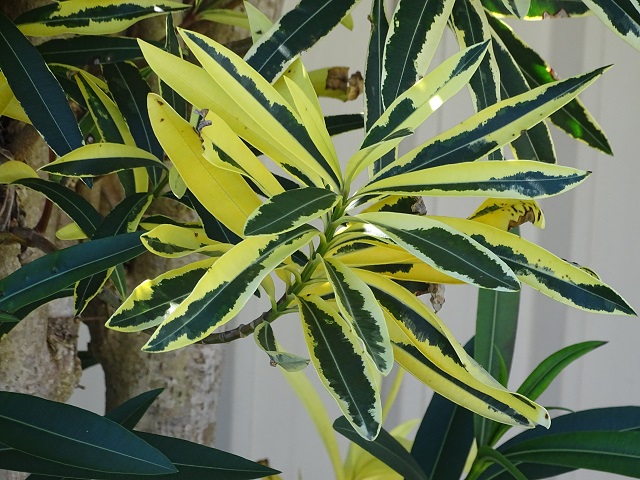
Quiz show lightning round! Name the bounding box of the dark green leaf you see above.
[245,0,360,82]
[0,232,145,315]
[0,11,83,156]
[488,15,612,154]
[14,178,101,237]
[161,13,188,120]
[106,389,164,430]
[481,0,591,17]
[365,0,389,133]
[185,190,242,245]
[103,62,164,184]
[0,391,175,475]
[78,350,99,370]
[334,417,427,480]
[37,36,146,66]
[11,288,74,321]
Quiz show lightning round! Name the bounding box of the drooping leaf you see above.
[469,198,545,232]
[0,232,145,315]
[365,0,389,140]
[15,0,188,36]
[374,66,607,179]
[107,257,218,332]
[354,212,520,291]
[244,187,339,236]
[582,0,640,51]
[147,94,261,237]
[333,417,427,480]
[40,143,164,177]
[37,36,145,66]
[244,0,361,82]
[381,0,456,107]
[0,11,83,157]
[160,13,188,120]
[254,321,310,372]
[322,257,393,375]
[358,160,589,199]
[143,226,317,352]
[433,216,636,315]
[297,295,381,440]
[140,224,226,258]
[0,391,176,475]
[488,15,612,154]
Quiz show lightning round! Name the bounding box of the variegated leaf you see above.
[244,188,339,236]
[15,0,188,36]
[254,321,310,372]
[147,94,261,237]
[107,257,218,332]
[199,111,284,198]
[141,224,226,258]
[346,41,490,181]
[178,29,341,190]
[245,0,361,82]
[244,1,273,43]
[322,257,393,375]
[488,16,612,154]
[40,143,164,177]
[358,160,589,199]
[433,216,636,315]
[297,294,381,440]
[354,212,520,291]
[381,0,456,106]
[374,67,607,180]
[468,198,545,230]
[143,226,317,352]
[582,0,640,51]
[357,270,549,428]
[365,0,389,134]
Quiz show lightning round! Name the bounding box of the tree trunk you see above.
[0,1,284,478]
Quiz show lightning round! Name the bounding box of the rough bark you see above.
[0,1,284,478]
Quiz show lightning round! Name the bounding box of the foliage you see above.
[0,0,638,477]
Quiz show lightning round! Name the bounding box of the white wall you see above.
[69,2,640,479]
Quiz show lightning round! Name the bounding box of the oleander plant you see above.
[0,0,639,478]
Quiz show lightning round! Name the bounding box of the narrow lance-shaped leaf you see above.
[365,0,389,133]
[148,94,261,238]
[105,388,165,430]
[433,216,636,315]
[0,11,83,157]
[488,15,612,154]
[161,13,188,120]
[0,232,145,315]
[244,0,361,82]
[581,0,640,51]
[107,257,217,332]
[140,224,227,259]
[254,321,310,372]
[14,0,188,36]
[354,211,520,291]
[0,391,176,475]
[347,41,490,181]
[297,295,381,440]
[37,35,146,67]
[481,0,591,17]
[381,0,456,107]
[359,159,589,200]
[491,33,556,163]
[244,187,339,236]
[178,29,340,190]
[469,197,545,231]
[333,417,428,480]
[374,66,607,180]
[322,257,393,375]
[103,61,164,184]
[143,226,317,352]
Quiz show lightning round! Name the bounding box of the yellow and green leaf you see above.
[141,224,226,258]
[297,294,381,440]
[358,160,589,199]
[468,198,545,231]
[147,94,261,237]
[143,225,317,352]
[433,216,636,315]
[196,8,250,30]
[346,40,490,181]
[244,187,339,236]
[40,143,164,177]
[254,321,310,372]
[373,66,607,180]
[15,0,188,36]
[322,257,393,375]
[354,212,519,291]
[107,257,218,332]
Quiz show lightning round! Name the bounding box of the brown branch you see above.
[1,226,58,254]
[198,310,271,344]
